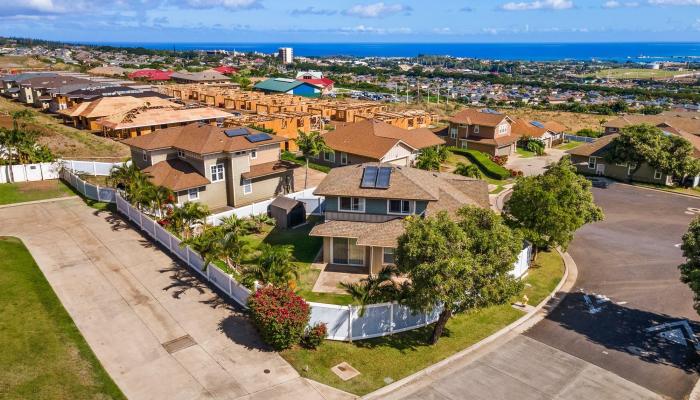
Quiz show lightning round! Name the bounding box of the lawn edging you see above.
[362,248,577,400]
[0,194,79,209]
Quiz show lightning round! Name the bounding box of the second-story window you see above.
[449,127,457,139]
[473,125,480,134]
[339,197,364,212]
[388,199,411,214]
[210,164,224,183]
[142,151,148,162]
[242,179,252,195]
[250,149,257,159]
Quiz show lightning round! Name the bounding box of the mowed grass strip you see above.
[0,180,74,205]
[0,237,125,400]
[281,250,564,396]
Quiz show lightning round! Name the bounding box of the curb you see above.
[617,182,700,200]
[362,249,578,400]
[494,186,513,213]
[0,195,79,209]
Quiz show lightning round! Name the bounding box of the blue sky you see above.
[0,0,699,43]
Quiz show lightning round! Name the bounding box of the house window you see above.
[588,157,596,169]
[242,179,252,195]
[627,163,637,176]
[474,125,480,134]
[388,199,411,215]
[210,163,224,182]
[338,197,364,212]
[498,124,508,135]
[654,170,662,180]
[177,149,185,158]
[323,151,335,163]
[461,140,468,149]
[340,152,348,165]
[250,149,257,159]
[188,188,199,200]
[383,248,395,265]
[449,127,457,139]
[142,151,148,162]
[332,237,365,266]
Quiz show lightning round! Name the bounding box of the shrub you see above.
[301,322,327,349]
[575,128,602,138]
[526,140,545,156]
[509,169,524,177]
[448,148,511,180]
[491,155,509,166]
[247,286,310,350]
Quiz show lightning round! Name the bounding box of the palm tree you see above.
[340,265,400,316]
[249,213,275,233]
[145,184,173,218]
[218,214,252,271]
[295,130,331,189]
[170,202,210,239]
[415,147,442,171]
[181,227,221,270]
[0,110,35,182]
[454,163,481,179]
[243,244,299,288]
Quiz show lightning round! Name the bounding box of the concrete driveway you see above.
[0,199,345,400]
[506,148,566,176]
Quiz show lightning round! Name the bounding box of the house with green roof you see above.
[253,78,321,97]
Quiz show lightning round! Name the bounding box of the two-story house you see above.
[309,163,489,274]
[122,123,299,210]
[316,119,445,168]
[446,108,517,157]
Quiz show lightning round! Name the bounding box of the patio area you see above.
[310,262,369,294]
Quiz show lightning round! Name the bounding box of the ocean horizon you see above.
[82,41,700,62]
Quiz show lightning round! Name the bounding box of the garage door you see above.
[387,157,408,166]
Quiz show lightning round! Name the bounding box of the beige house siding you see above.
[250,144,281,165]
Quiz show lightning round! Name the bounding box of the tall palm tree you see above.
[415,147,442,171]
[0,110,35,182]
[340,265,400,316]
[295,130,331,189]
[144,184,173,218]
[243,244,299,288]
[181,227,221,270]
[218,214,252,271]
[454,163,481,179]
[170,202,210,239]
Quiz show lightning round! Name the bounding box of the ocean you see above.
[87,42,700,62]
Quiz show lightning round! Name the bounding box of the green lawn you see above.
[443,152,513,186]
[0,237,125,400]
[0,180,74,205]
[281,250,564,396]
[516,147,536,158]
[555,141,584,151]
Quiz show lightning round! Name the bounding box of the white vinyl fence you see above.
[61,168,118,203]
[1,159,124,184]
[207,187,325,225]
[563,134,597,143]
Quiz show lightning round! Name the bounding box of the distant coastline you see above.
[80,41,700,62]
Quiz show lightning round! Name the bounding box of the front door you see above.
[596,163,605,176]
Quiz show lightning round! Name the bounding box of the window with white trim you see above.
[497,124,508,135]
[340,152,348,165]
[654,170,662,180]
[210,163,224,182]
[588,157,596,169]
[250,149,257,159]
[383,247,395,265]
[338,197,364,212]
[242,179,252,195]
[449,127,457,139]
[323,151,335,163]
[388,199,411,215]
[188,188,199,200]
[473,125,480,134]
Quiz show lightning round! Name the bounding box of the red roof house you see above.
[128,69,173,81]
[213,65,239,75]
[297,78,334,93]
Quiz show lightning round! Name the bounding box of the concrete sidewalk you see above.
[0,199,350,400]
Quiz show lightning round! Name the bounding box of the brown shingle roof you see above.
[143,159,210,191]
[322,119,444,160]
[566,135,617,157]
[122,123,288,155]
[241,160,298,179]
[309,219,405,248]
[448,108,511,127]
[543,121,569,133]
[511,118,551,139]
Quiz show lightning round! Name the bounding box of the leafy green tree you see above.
[396,207,523,344]
[503,157,603,257]
[679,216,700,315]
[295,130,331,189]
[454,163,481,178]
[526,140,545,156]
[0,110,52,181]
[416,147,442,171]
[244,244,299,288]
[605,124,699,181]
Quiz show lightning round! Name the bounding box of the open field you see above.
[282,250,564,396]
[583,68,684,80]
[0,56,49,70]
[497,108,605,132]
[0,97,129,160]
[0,236,125,400]
[0,180,74,205]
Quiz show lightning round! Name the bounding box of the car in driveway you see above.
[587,176,609,188]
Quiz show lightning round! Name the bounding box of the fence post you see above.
[92,161,97,176]
[389,303,394,334]
[96,185,101,202]
[82,179,87,196]
[348,306,353,342]
[228,276,233,296]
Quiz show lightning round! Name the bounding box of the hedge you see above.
[448,147,511,180]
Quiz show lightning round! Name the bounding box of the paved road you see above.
[0,199,346,400]
[527,183,700,399]
[505,148,566,176]
[386,183,699,400]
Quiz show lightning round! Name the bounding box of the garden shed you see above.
[268,196,306,229]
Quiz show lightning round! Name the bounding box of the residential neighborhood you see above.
[1,5,700,400]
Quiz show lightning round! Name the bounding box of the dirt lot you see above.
[0,56,49,70]
[0,97,129,160]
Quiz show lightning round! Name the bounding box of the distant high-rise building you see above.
[278,47,293,64]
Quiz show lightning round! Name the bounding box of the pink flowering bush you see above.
[248,286,310,350]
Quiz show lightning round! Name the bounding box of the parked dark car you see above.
[587,176,609,188]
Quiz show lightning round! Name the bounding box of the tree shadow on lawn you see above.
[531,292,700,374]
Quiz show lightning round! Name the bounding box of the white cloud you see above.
[648,0,700,5]
[603,1,639,7]
[180,0,262,10]
[289,6,336,16]
[340,24,411,34]
[343,2,411,18]
[500,0,574,11]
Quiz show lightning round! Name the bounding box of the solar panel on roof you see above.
[530,121,545,128]
[375,167,392,189]
[482,108,500,114]
[245,133,272,143]
[224,128,248,137]
[361,166,379,188]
